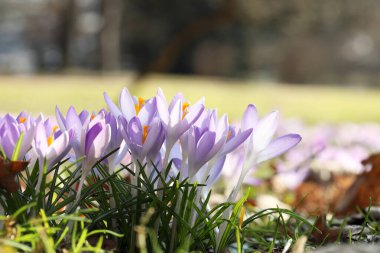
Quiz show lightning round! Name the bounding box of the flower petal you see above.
[85,122,103,155]
[253,110,279,152]
[242,104,258,132]
[257,134,302,164]
[104,92,122,117]
[222,128,252,155]
[156,95,169,129]
[119,88,136,121]
[138,97,157,126]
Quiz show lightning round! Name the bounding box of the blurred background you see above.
[1,0,380,122]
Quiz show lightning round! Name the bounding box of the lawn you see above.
[1,74,380,123]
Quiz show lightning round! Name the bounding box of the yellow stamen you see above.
[239,206,245,229]
[52,126,59,133]
[142,125,149,144]
[135,97,145,114]
[18,117,26,123]
[47,135,54,147]
[182,102,190,119]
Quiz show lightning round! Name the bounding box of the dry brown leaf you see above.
[0,157,29,193]
[334,153,380,215]
[293,174,355,216]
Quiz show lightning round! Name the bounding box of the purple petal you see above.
[127,117,143,146]
[184,103,204,126]
[195,131,216,167]
[119,88,136,121]
[87,124,111,168]
[85,122,103,155]
[169,93,184,112]
[46,129,72,166]
[169,99,181,128]
[35,122,48,157]
[55,106,66,131]
[253,110,279,152]
[146,123,165,160]
[208,155,226,185]
[215,114,228,141]
[142,120,162,155]
[242,104,258,132]
[66,106,82,140]
[79,110,90,124]
[222,129,252,155]
[104,92,122,117]
[257,134,302,163]
[138,97,157,126]
[2,129,18,159]
[156,95,169,129]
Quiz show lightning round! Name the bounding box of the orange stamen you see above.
[52,126,59,133]
[142,125,149,144]
[90,114,95,120]
[135,97,145,114]
[18,117,26,123]
[182,102,190,119]
[47,135,54,147]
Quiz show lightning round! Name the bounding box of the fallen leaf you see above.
[335,153,380,215]
[0,157,29,193]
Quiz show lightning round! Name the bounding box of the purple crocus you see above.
[56,107,111,205]
[104,88,157,125]
[119,116,164,164]
[227,105,301,200]
[33,118,74,193]
[184,110,252,182]
[104,112,129,171]
[156,88,204,167]
[0,113,36,161]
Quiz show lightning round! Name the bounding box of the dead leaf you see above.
[335,153,380,215]
[0,157,29,193]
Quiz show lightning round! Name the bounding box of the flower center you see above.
[135,97,145,114]
[182,102,190,119]
[18,117,26,123]
[90,113,95,120]
[142,125,149,144]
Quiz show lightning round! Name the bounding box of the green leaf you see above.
[11,131,24,161]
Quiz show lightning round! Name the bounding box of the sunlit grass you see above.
[1,74,379,123]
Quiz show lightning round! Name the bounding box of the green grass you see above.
[1,74,380,123]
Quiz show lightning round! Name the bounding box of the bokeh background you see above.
[1,0,380,122]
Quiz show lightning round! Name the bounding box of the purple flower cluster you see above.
[0,88,301,203]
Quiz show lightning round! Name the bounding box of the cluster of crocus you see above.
[270,120,380,192]
[0,87,301,244]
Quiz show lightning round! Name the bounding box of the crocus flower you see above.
[34,118,74,168]
[184,110,252,182]
[74,114,111,205]
[0,113,36,161]
[119,116,164,165]
[156,88,204,167]
[104,112,129,171]
[217,105,301,249]
[33,118,74,193]
[104,88,157,125]
[240,105,302,181]
[56,107,111,205]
